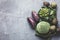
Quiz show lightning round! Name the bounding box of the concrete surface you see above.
[0,0,60,40]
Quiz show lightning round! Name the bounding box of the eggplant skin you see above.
[27,17,36,29]
[32,11,40,22]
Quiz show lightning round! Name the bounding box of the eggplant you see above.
[27,17,36,29]
[32,11,40,22]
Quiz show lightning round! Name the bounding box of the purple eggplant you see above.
[27,17,36,28]
[32,11,40,22]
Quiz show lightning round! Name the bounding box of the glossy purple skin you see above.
[27,17,36,28]
[32,11,40,22]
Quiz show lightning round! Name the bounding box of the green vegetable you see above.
[50,10,55,15]
[51,2,57,8]
[38,6,56,22]
[38,7,50,17]
[50,9,56,15]
[36,21,50,34]
[38,7,51,21]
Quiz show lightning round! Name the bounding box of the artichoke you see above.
[36,21,50,34]
[38,7,50,17]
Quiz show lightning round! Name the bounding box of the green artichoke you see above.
[38,7,50,17]
[36,21,50,34]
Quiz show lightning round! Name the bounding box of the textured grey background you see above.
[0,0,60,40]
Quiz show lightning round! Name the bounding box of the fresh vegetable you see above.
[38,7,50,21]
[38,7,50,17]
[50,9,56,15]
[52,18,57,25]
[38,7,56,17]
[27,1,58,40]
[36,21,50,34]
[43,1,50,7]
[50,25,56,30]
[27,17,36,28]
[38,6,56,23]
[51,2,57,8]
[32,11,40,22]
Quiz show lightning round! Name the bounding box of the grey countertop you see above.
[0,0,60,40]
